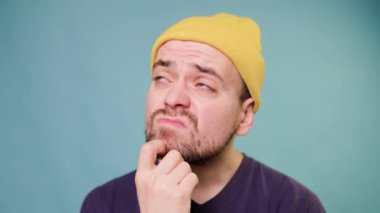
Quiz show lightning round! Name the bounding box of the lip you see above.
[157,117,187,128]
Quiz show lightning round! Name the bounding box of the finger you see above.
[137,140,167,171]
[167,161,192,184]
[179,172,199,194]
[155,150,184,175]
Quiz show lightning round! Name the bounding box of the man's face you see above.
[145,40,247,164]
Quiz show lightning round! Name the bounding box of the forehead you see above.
[155,40,241,81]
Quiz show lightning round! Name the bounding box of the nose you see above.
[164,82,190,109]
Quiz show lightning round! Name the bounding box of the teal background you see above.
[1,0,379,212]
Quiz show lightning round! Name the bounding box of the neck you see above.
[190,142,243,204]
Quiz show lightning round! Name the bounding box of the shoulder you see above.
[246,157,326,212]
[80,171,139,213]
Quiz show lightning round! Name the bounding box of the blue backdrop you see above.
[1,0,379,212]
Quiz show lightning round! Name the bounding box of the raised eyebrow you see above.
[193,64,224,83]
[153,59,171,69]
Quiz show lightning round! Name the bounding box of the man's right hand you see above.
[135,140,199,213]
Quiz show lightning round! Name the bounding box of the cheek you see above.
[145,88,160,118]
[196,104,240,135]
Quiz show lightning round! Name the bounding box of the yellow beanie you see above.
[150,13,265,113]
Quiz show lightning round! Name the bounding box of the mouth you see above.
[157,117,187,129]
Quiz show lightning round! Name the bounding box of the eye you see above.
[153,75,169,83]
[195,82,215,92]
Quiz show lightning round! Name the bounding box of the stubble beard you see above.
[145,107,236,165]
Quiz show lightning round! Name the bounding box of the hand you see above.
[135,140,198,213]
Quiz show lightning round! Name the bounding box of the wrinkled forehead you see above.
[154,40,242,81]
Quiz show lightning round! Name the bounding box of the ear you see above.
[235,98,255,136]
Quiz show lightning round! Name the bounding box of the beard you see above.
[145,107,236,165]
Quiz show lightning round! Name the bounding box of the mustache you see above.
[150,107,198,131]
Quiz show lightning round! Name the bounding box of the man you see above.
[81,13,325,212]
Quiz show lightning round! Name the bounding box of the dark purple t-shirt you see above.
[81,155,325,212]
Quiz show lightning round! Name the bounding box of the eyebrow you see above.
[193,64,224,83]
[153,59,171,69]
[152,59,224,83]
